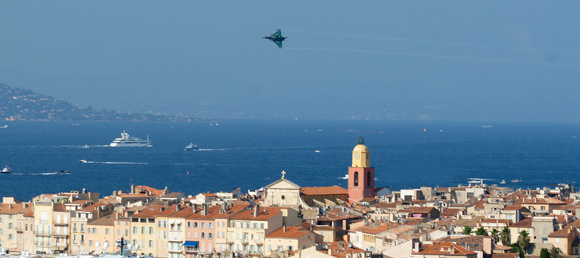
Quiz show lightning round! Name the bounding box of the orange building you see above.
[348,137,375,202]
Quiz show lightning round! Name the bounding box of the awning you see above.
[183,241,199,247]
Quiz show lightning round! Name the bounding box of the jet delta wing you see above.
[263,29,287,48]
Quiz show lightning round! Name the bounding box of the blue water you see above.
[0,120,579,201]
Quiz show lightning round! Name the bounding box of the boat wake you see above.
[80,160,148,165]
[195,148,230,151]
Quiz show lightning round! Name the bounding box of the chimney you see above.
[253,204,260,217]
[131,184,135,194]
[193,204,198,213]
[8,204,12,210]
[115,213,119,219]
[22,203,27,209]
[283,225,286,232]
[310,225,314,232]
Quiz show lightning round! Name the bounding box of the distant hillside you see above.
[0,83,203,121]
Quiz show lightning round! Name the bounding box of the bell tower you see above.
[348,137,375,202]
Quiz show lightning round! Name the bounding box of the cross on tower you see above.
[281,170,286,179]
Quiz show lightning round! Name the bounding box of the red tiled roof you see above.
[231,207,282,221]
[413,242,477,255]
[300,186,348,196]
[267,226,311,239]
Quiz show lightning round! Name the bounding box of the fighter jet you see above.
[263,29,287,48]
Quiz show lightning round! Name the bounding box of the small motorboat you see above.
[1,165,12,173]
[79,159,88,163]
[185,143,199,151]
[500,180,506,184]
[55,169,70,175]
[511,179,522,183]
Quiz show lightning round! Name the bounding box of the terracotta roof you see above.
[413,242,477,255]
[231,206,282,221]
[318,208,360,222]
[88,214,116,226]
[301,186,348,196]
[352,223,395,235]
[436,235,485,251]
[371,201,399,209]
[510,217,532,228]
[521,197,565,205]
[318,242,366,258]
[80,203,109,212]
[133,185,165,196]
[0,203,33,214]
[548,226,573,238]
[409,206,438,214]
[132,205,178,218]
[266,226,311,239]
[491,253,519,258]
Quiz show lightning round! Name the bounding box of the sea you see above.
[1,119,580,202]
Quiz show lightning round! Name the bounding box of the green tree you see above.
[540,248,550,258]
[509,243,525,258]
[500,226,511,245]
[491,228,500,243]
[475,227,488,236]
[517,230,531,253]
[550,247,562,258]
[463,226,472,235]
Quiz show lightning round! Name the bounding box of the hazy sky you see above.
[1,1,580,121]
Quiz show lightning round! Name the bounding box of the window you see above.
[253,223,257,228]
[208,233,212,239]
[105,228,110,235]
[201,233,205,239]
[8,234,13,240]
[141,227,145,234]
[149,227,154,234]
[89,240,93,246]
[117,229,121,236]
[187,222,191,227]
[354,172,359,186]
[149,240,154,248]
[367,171,371,187]
[209,223,213,229]
[201,222,205,228]
[194,222,198,228]
[125,229,128,236]
[8,223,13,229]
[133,227,138,234]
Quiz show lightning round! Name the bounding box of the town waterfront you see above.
[0,119,580,201]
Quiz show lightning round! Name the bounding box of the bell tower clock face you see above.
[355,153,360,159]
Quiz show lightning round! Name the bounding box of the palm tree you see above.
[491,228,500,243]
[500,226,511,245]
[475,227,488,236]
[517,230,531,253]
[463,226,472,235]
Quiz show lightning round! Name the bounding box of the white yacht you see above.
[110,131,152,147]
[1,165,11,174]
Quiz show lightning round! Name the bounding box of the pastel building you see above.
[0,201,33,252]
[227,206,283,256]
[264,226,319,256]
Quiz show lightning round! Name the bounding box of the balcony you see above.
[53,221,68,226]
[15,227,24,232]
[51,242,68,249]
[34,230,52,236]
[53,231,69,236]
